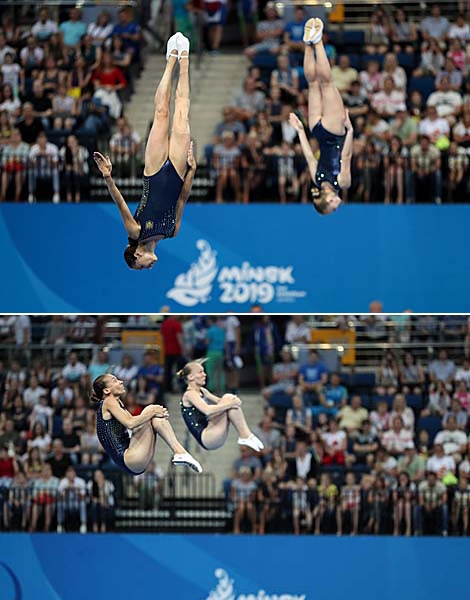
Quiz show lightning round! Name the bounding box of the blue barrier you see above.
[0,533,468,600]
[0,204,469,312]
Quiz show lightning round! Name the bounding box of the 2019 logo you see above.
[167,240,307,307]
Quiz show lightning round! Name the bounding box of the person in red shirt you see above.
[161,315,184,394]
[0,444,19,479]
[91,50,126,119]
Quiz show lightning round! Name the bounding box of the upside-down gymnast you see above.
[93,32,196,269]
[177,360,264,452]
[91,373,202,474]
[290,17,353,215]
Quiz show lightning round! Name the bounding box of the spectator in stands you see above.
[88,468,115,532]
[110,35,133,75]
[422,380,451,417]
[443,397,468,430]
[161,316,184,395]
[253,316,281,388]
[344,80,369,123]
[420,5,449,42]
[375,352,399,396]
[59,7,87,50]
[364,9,390,55]
[398,443,426,483]
[426,442,456,479]
[59,134,89,203]
[321,418,346,466]
[287,439,317,479]
[372,76,406,120]
[0,109,13,144]
[297,349,328,404]
[331,55,358,96]
[137,350,164,399]
[213,131,241,203]
[52,82,78,125]
[262,347,298,401]
[112,7,143,66]
[391,8,418,54]
[381,54,407,92]
[455,357,470,385]
[413,39,445,78]
[383,136,406,204]
[245,2,283,61]
[25,81,52,128]
[29,463,58,532]
[57,465,87,533]
[270,54,299,102]
[1,128,29,202]
[16,103,44,145]
[427,76,462,124]
[28,130,60,203]
[20,34,44,74]
[113,354,138,388]
[91,51,126,120]
[32,8,59,43]
[338,395,369,439]
[27,421,51,460]
[429,349,456,386]
[109,116,141,176]
[88,11,114,47]
[4,471,28,531]
[452,476,470,535]
[351,419,379,468]
[285,393,312,439]
[0,442,18,482]
[447,141,469,200]
[410,134,442,203]
[232,445,262,480]
[213,107,246,145]
[273,140,298,203]
[382,416,414,457]
[0,418,20,454]
[434,416,467,462]
[51,377,74,415]
[24,374,47,410]
[390,393,415,431]
[62,351,87,384]
[447,38,466,72]
[231,466,257,533]
[316,372,348,418]
[436,57,463,92]
[1,58,22,104]
[284,316,310,345]
[253,414,281,462]
[232,76,266,123]
[205,317,226,394]
[0,32,15,66]
[448,13,469,41]
[283,5,307,66]
[67,54,92,99]
[399,351,425,394]
[359,60,382,98]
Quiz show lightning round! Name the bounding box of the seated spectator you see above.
[46,33,68,69]
[408,89,425,119]
[380,53,407,92]
[398,443,426,483]
[287,439,317,479]
[270,54,298,102]
[27,421,51,460]
[67,55,92,99]
[297,350,328,404]
[244,2,284,61]
[285,393,312,438]
[410,135,442,204]
[91,51,126,120]
[28,131,60,203]
[0,443,19,483]
[390,393,415,431]
[110,35,133,74]
[31,8,58,42]
[29,395,53,436]
[232,77,266,123]
[370,400,391,436]
[434,416,467,462]
[62,351,87,384]
[413,39,445,78]
[79,34,102,71]
[427,76,462,123]
[429,349,456,386]
[359,60,382,99]
[443,397,468,431]
[59,7,87,50]
[391,8,418,54]
[52,83,78,122]
[382,416,414,457]
[136,350,164,399]
[39,56,65,98]
[30,463,59,532]
[321,418,347,465]
[364,9,390,55]
[338,395,369,438]
[375,351,399,395]
[455,357,470,386]
[253,415,281,462]
[351,419,379,467]
[417,471,448,536]
[283,5,307,66]
[420,4,449,42]
[284,316,310,345]
[447,38,466,71]
[344,80,369,123]
[371,76,406,120]
[88,469,115,532]
[272,140,298,203]
[213,131,241,203]
[0,32,15,65]
[109,116,141,177]
[25,81,53,128]
[80,423,102,465]
[426,442,456,480]
[422,380,451,417]
[331,55,358,96]
[112,7,143,66]
[453,378,470,412]
[57,419,81,464]
[0,418,20,454]
[57,465,87,533]
[262,348,298,401]
[436,57,463,92]
[232,445,262,480]
[113,354,138,387]
[452,476,470,535]
[447,13,469,41]
[316,372,348,417]
[1,57,22,104]
[4,471,29,531]
[399,351,425,394]
[59,134,89,203]
[20,35,44,74]
[88,11,114,48]
[0,109,13,144]
[231,466,258,534]
[337,472,361,535]
[16,102,44,145]
[0,128,29,202]
[213,107,246,146]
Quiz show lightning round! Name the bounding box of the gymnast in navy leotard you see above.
[91,373,202,474]
[290,17,354,215]
[93,32,196,269]
[177,360,264,452]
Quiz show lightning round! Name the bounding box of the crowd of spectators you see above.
[207,4,469,203]
[0,6,144,202]
[2,314,470,535]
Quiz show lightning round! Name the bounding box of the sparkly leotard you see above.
[180,392,209,450]
[310,121,346,192]
[131,159,184,244]
[96,399,143,475]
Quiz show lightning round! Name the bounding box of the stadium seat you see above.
[360,394,373,410]
[397,53,417,72]
[52,415,63,437]
[269,391,292,409]
[361,54,385,69]
[253,52,278,69]
[347,53,361,70]
[416,416,442,443]
[343,30,365,46]
[409,76,435,102]
[406,393,424,410]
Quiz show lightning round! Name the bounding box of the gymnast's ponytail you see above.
[177,358,207,382]
[90,374,108,403]
[124,239,138,269]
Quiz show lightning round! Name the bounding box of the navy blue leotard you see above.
[310,121,346,192]
[132,159,184,243]
[181,393,210,450]
[96,399,143,475]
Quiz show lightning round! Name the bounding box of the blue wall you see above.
[0,204,469,312]
[0,534,468,600]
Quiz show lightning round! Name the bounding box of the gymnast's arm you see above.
[172,141,197,237]
[93,151,140,239]
[338,111,353,190]
[289,112,317,181]
[184,389,240,417]
[103,399,167,430]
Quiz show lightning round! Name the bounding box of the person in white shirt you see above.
[285,315,310,344]
[447,14,470,41]
[57,466,87,533]
[455,358,470,386]
[87,11,114,47]
[426,442,456,478]
[382,416,413,456]
[31,8,59,41]
[62,351,87,383]
[372,77,407,119]
[426,76,463,121]
[434,416,468,461]
[224,315,241,393]
[23,375,47,409]
[113,354,139,387]
[14,315,30,347]
[28,132,60,203]
[0,32,15,65]
[418,106,450,143]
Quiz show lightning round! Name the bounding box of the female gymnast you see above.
[177,360,264,452]
[91,373,202,474]
[93,32,195,269]
[289,18,353,215]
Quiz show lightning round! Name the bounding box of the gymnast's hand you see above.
[93,151,113,178]
[143,404,169,419]
[288,112,304,133]
[344,109,353,131]
[187,141,197,170]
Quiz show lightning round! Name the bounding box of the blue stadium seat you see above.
[351,464,371,476]
[409,76,435,102]
[360,394,373,410]
[371,394,394,408]
[361,54,385,69]
[347,53,361,70]
[397,53,417,72]
[353,372,376,390]
[406,393,424,410]
[52,415,63,437]
[343,30,365,46]
[417,416,442,443]
[252,52,278,69]
[339,372,352,387]
[269,391,292,409]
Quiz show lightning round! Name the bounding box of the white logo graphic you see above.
[204,568,306,600]
[167,240,307,307]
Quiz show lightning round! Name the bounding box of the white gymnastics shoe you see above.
[238,434,264,452]
[172,452,203,473]
[166,32,180,60]
[176,32,190,60]
[303,17,324,45]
